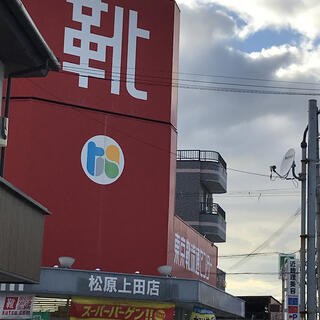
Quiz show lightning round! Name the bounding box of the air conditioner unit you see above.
[0,117,8,147]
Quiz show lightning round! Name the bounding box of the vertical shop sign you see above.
[286,259,299,320]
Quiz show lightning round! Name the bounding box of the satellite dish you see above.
[279,148,295,177]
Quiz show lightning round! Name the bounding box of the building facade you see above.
[0,0,59,283]
[176,150,227,243]
[0,0,244,319]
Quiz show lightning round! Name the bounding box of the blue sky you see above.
[234,28,302,53]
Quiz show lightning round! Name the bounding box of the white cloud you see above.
[176,0,316,299]
[177,0,320,40]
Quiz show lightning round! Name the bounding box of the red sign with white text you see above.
[0,295,34,319]
[168,216,218,286]
[17,0,179,125]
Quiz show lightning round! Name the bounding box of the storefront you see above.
[0,268,244,320]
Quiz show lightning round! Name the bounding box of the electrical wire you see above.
[228,207,301,270]
[60,67,320,92]
[55,66,320,96]
[227,167,270,177]
[61,62,320,87]
[218,250,299,258]
[176,187,300,198]
[175,71,320,87]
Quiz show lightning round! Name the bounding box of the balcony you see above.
[199,202,226,243]
[0,178,50,283]
[176,150,227,193]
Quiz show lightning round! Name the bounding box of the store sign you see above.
[63,0,150,101]
[286,259,299,320]
[0,295,34,319]
[279,254,295,278]
[70,297,174,320]
[174,233,213,281]
[88,275,161,297]
[190,307,216,320]
[19,0,179,122]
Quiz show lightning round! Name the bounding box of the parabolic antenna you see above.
[279,148,295,177]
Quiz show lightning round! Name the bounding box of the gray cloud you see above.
[176,1,310,297]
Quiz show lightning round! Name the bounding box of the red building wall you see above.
[5,0,217,286]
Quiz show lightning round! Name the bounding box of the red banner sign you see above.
[70,297,174,320]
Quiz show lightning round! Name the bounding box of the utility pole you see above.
[300,129,307,320]
[282,263,285,320]
[307,99,318,320]
[316,103,320,317]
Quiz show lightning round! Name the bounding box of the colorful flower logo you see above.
[81,135,124,184]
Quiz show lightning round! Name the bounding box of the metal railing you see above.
[176,150,226,169]
[200,202,226,220]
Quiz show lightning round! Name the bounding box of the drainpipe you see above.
[0,75,11,177]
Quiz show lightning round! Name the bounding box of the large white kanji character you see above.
[204,254,212,280]
[63,1,150,101]
[185,239,191,271]
[104,277,118,293]
[88,275,103,291]
[147,280,160,296]
[199,249,205,279]
[118,277,132,293]
[190,244,196,272]
[195,247,200,276]
[63,0,123,91]
[133,279,145,295]
[126,10,150,100]
[180,236,186,267]
[174,233,180,265]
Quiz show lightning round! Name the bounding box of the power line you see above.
[229,207,301,270]
[176,188,300,198]
[225,272,297,275]
[227,167,269,177]
[61,62,320,87]
[216,194,299,198]
[62,66,320,92]
[175,71,320,87]
[219,250,299,258]
[57,67,320,96]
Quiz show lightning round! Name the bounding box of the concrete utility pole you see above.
[307,99,318,320]
[316,106,320,316]
[300,129,307,320]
